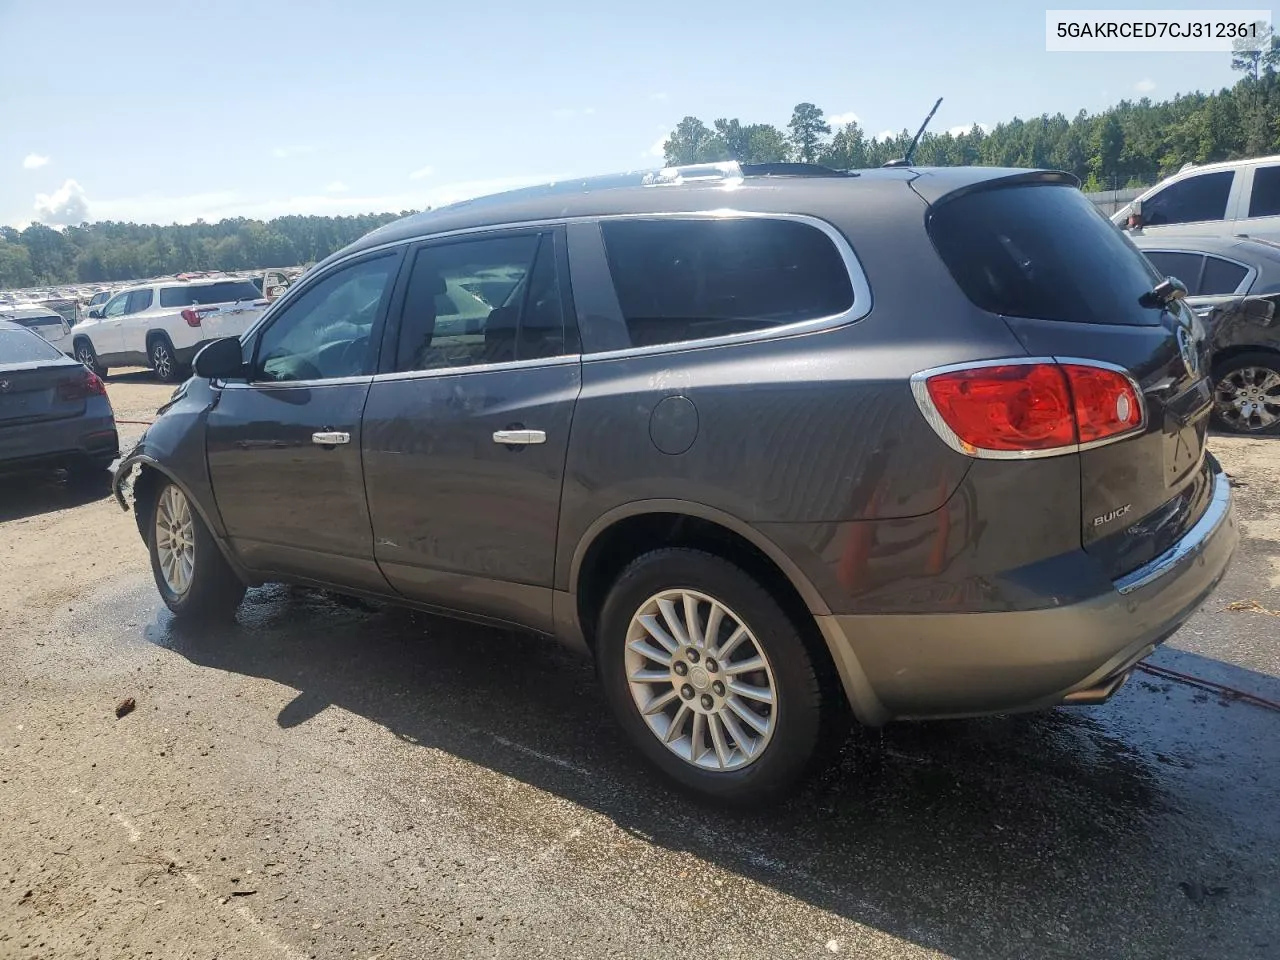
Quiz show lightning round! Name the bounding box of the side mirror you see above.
[88,308,103,319]
[1126,200,1144,230]
[193,336,246,380]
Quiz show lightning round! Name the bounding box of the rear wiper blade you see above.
[1139,276,1188,309]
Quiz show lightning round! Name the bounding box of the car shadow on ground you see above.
[142,585,1280,959]
[0,469,114,523]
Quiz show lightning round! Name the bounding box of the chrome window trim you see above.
[1140,247,1257,296]
[909,356,1148,461]
[239,209,873,367]
[371,353,581,384]
[220,375,374,391]
[1114,467,1232,595]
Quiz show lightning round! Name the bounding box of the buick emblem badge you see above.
[1177,326,1199,378]
[0,380,9,393]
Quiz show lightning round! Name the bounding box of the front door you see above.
[362,229,580,632]
[92,292,129,359]
[205,249,404,592]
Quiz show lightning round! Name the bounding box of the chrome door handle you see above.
[492,429,546,445]
[312,431,351,445]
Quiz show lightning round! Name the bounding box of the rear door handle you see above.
[492,429,546,445]
[312,431,351,446]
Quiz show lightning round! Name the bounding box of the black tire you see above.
[596,547,832,807]
[146,480,246,619]
[149,335,182,383]
[1211,351,1280,435]
[73,339,108,378]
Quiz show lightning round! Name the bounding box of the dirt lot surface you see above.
[2,372,1278,959]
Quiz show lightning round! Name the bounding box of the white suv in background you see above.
[73,277,267,381]
[1114,154,1280,243]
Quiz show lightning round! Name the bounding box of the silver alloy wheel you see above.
[624,589,779,771]
[1215,366,1280,432]
[155,484,196,596]
[76,344,95,370]
[153,342,172,380]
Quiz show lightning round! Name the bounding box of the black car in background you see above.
[1132,234,1280,433]
[113,165,1236,804]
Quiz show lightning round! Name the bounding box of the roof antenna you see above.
[882,97,943,168]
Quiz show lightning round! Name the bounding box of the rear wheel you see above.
[149,335,181,383]
[74,339,107,378]
[148,481,246,618]
[596,548,829,807]
[1212,352,1280,435]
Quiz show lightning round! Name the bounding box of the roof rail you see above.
[643,162,743,185]
[739,162,857,178]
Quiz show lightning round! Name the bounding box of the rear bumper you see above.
[0,413,119,473]
[817,462,1237,725]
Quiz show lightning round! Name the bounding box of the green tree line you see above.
[0,212,409,289]
[5,34,1280,290]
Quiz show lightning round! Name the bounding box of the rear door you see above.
[1235,163,1280,241]
[928,182,1214,580]
[361,228,580,632]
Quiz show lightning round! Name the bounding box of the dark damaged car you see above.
[113,163,1237,805]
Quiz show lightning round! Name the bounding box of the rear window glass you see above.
[159,281,262,308]
[1249,166,1280,218]
[0,327,62,362]
[1143,252,1204,290]
[1200,256,1250,295]
[13,313,64,329]
[928,184,1162,326]
[600,218,853,348]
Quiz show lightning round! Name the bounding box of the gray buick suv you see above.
[113,162,1237,805]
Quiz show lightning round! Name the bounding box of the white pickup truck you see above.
[72,278,268,382]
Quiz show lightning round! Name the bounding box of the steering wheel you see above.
[337,336,370,376]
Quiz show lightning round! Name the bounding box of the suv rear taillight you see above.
[911,358,1143,458]
[56,371,107,401]
[181,308,202,327]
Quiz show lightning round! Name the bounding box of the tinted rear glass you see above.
[0,328,62,362]
[159,281,261,308]
[928,184,1162,326]
[1249,166,1280,218]
[600,218,853,348]
[1200,256,1250,295]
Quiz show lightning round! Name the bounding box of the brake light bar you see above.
[910,357,1145,459]
[181,306,218,327]
[56,370,107,401]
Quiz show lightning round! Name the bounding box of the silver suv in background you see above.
[1115,154,1280,243]
[75,278,267,381]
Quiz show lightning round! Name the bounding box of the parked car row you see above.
[111,163,1237,805]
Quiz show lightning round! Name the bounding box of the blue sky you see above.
[1,0,1242,227]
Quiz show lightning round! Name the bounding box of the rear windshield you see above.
[928,183,1162,326]
[159,281,262,308]
[0,327,62,363]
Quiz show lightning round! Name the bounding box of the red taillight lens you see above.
[57,371,106,401]
[921,363,1076,452]
[915,360,1143,456]
[1060,363,1142,445]
[181,308,202,327]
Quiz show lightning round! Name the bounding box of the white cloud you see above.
[874,129,897,142]
[34,179,90,225]
[69,173,564,226]
[828,111,860,127]
[645,135,667,159]
[324,181,349,193]
[270,144,316,159]
[947,122,991,137]
[408,165,435,180]
[23,153,49,170]
[1136,78,1157,93]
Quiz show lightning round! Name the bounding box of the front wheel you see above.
[74,340,107,378]
[596,548,832,807]
[1212,352,1280,435]
[147,481,246,618]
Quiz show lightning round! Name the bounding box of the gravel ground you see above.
[1,371,1278,960]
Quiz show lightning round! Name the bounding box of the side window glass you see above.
[1248,166,1280,218]
[103,294,129,318]
[1142,172,1234,226]
[253,254,398,382]
[126,289,153,313]
[1200,256,1250,295]
[394,233,570,372]
[1143,251,1205,293]
[599,218,853,349]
